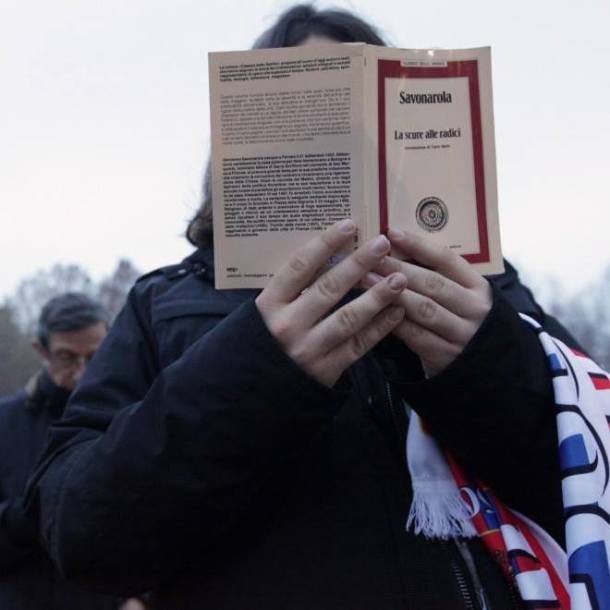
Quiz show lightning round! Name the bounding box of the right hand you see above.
[255,219,408,387]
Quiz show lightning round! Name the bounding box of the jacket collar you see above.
[181,248,260,302]
[182,247,215,281]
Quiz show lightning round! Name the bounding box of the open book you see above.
[209,43,503,289]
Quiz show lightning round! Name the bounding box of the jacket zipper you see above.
[455,540,491,610]
[449,550,477,610]
[383,380,491,610]
[384,380,405,448]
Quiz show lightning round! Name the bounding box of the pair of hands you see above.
[255,219,492,387]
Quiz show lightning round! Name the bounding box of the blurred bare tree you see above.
[0,303,38,395]
[8,260,141,334]
[97,259,141,321]
[9,264,94,334]
[4,258,608,398]
[530,267,610,370]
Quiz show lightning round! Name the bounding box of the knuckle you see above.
[350,250,370,272]
[271,317,295,344]
[386,307,405,326]
[255,293,271,312]
[478,284,493,307]
[337,305,359,333]
[417,297,437,321]
[290,342,314,366]
[316,272,341,299]
[424,272,445,295]
[466,286,492,319]
[289,254,309,273]
[304,358,334,386]
[308,362,329,385]
[375,314,397,339]
[471,300,490,321]
[349,333,368,359]
[448,343,462,359]
[365,324,384,346]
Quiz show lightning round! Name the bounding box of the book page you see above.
[364,46,503,275]
[209,44,366,289]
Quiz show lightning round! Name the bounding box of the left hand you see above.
[363,228,493,376]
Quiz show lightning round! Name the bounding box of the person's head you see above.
[186,4,386,249]
[32,293,110,391]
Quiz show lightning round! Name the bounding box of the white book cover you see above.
[209,43,502,289]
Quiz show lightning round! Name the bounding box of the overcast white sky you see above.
[1,0,609,301]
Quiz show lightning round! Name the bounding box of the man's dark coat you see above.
[0,372,117,609]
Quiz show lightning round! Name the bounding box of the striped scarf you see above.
[406,315,610,609]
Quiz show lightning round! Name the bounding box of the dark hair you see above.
[37,292,109,349]
[186,3,387,248]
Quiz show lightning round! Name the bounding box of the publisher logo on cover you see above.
[416,197,448,232]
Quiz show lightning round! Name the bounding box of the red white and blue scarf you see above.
[406,315,610,609]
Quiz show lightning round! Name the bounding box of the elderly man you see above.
[0,293,115,609]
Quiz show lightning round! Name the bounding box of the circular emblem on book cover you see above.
[415,197,448,232]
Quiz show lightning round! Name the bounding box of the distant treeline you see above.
[1,260,609,398]
[0,259,140,396]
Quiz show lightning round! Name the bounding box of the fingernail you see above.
[371,235,390,254]
[387,273,407,291]
[388,307,405,322]
[338,219,355,233]
[388,228,406,240]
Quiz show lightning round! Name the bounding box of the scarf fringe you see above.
[406,484,477,539]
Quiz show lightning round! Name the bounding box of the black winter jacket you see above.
[26,249,576,610]
[0,371,117,610]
